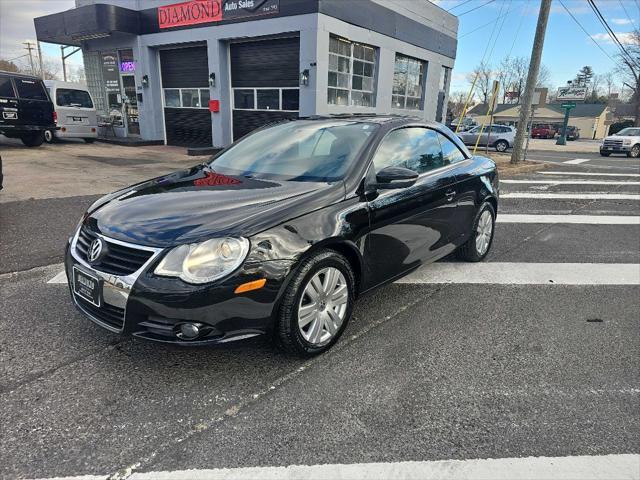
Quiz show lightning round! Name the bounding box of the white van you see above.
[44,80,98,143]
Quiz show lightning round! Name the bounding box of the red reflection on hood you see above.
[194,171,242,187]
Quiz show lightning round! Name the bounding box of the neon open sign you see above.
[120,61,136,72]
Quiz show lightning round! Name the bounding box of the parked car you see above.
[457,124,515,152]
[0,71,55,147]
[564,125,580,141]
[65,115,499,355]
[43,80,98,143]
[531,124,557,139]
[600,127,640,158]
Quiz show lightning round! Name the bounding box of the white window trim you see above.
[328,36,377,108]
[231,87,300,112]
[162,87,210,109]
[392,54,426,111]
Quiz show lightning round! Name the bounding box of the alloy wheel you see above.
[297,267,348,346]
[475,209,493,256]
[631,145,640,158]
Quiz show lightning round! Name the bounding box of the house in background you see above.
[467,103,611,139]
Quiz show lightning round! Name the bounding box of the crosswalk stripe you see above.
[32,454,639,480]
[396,262,640,285]
[563,158,591,164]
[501,179,640,185]
[501,193,640,200]
[540,171,640,177]
[497,214,640,224]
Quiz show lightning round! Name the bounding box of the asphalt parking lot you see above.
[1,138,639,479]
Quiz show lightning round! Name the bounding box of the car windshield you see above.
[615,128,640,136]
[209,120,378,182]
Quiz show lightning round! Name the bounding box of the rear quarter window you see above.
[0,76,15,98]
[56,88,94,108]
[15,78,49,100]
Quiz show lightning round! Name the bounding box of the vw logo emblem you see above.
[87,238,104,263]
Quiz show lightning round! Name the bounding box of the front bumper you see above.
[65,230,294,345]
[600,145,631,153]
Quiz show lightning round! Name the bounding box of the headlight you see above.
[154,237,249,284]
[623,139,632,145]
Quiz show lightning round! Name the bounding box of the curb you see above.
[498,162,549,177]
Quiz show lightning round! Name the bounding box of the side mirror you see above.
[375,166,418,189]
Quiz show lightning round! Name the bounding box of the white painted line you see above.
[497,214,640,225]
[564,158,591,165]
[501,193,640,200]
[501,179,640,185]
[540,170,640,177]
[47,271,68,284]
[30,454,640,480]
[396,262,640,285]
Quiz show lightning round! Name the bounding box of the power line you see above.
[486,0,513,60]
[459,9,510,38]
[618,0,635,25]
[507,2,528,58]
[587,0,640,69]
[446,0,475,12]
[457,0,496,17]
[557,0,616,63]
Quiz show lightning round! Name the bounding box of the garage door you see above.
[160,45,212,147]
[230,36,300,141]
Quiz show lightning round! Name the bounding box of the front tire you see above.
[600,151,611,157]
[20,131,45,147]
[627,145,640,158]
[276,250,355,356]
[457,202,496,262]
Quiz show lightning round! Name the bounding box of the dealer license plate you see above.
[73,267,101,307]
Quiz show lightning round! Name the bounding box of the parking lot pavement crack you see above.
[103,286,448,480]
[0,340,130,395]
[491,224,555,262]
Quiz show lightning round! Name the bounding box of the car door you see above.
[13,77,53,128]
[0,75,20,130]
[363,127,461,288]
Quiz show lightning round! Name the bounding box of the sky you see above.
[0,0,637,94]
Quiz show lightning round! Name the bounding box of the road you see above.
[0,151,638,479]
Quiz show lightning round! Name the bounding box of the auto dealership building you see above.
[35,0,458,148]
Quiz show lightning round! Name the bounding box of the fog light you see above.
[177,322,202,339]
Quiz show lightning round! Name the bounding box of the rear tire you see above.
[275,250,355,356]
[457,202,496,262]
[83,138,96,144]
[494,140,508,152]
[44,130,55,143]
[20,131,45,147]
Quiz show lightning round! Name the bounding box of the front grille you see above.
[603,139,623,148]
[76,227,153,276]
[76,295,125,330]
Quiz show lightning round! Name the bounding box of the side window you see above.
[0,76,15,98]
[372,128,444,175]
[438,133,467,164]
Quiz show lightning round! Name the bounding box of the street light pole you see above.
[510,0,552,164]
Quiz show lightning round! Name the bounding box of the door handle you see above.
[445,189,456,201]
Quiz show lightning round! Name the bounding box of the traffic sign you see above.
[561,102,576,109]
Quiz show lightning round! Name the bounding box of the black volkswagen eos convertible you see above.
[65,115,498,355]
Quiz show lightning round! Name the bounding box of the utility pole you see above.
[510,0,552,164]
[23,41,36,75]
[37,41,44,79]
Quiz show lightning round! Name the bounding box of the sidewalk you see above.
[527,137,600,154]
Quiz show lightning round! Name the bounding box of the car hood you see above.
[85,165,343,247]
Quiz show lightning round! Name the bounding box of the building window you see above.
[392,54,425,110]
[328,35,376,107]
[439,66,451,92]
[163,88,210,108]
[231,87,299,111]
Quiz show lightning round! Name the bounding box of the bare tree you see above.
[603,71,617,98]
[467,62,492,104]
[0,59,20,72]
[615,29,639,126]
[447,90,467,120]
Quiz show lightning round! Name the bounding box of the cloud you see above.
[611,18,633,26]
[591,32,636,45]
[0,0,75,59]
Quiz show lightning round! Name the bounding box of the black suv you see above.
[0,71,55,147]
